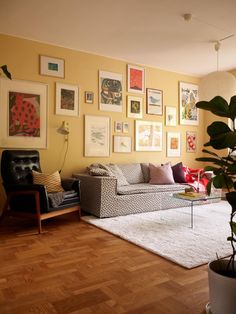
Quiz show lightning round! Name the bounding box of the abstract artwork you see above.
[127,96,143,118]
[40,55,64,78]
[114,136,132,153]
[179,82,199,125]
[135,120,162,151]
[127,64,145,94]
[167,132,181,157]
[56,83,79,116]
[0,78,48,148]
[84,115,110,157]
[186,131,197,152]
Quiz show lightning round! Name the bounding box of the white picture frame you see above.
[56,83,79,116]
[40,55,65,78]
[127,96,143,119]
[135,120,162,151]
[179,82,199,125]
[99,70,123,112]
[167,132,181,157]
[114,121,122,133]
[127,64,145,94]
[84,115,110,157]
[113,136,132,153]
[165,106,177,126]
[0,78,48,149]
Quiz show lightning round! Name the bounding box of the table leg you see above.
[191,201,193,228]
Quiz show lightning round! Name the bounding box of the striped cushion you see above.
[32,170,64,193]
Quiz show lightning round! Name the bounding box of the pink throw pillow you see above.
[149,163,175,184]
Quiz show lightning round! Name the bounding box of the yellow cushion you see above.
[32,170,64,193]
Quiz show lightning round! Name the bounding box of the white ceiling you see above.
[1,0,236,77]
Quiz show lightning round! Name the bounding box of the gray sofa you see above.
[73,163,203,218]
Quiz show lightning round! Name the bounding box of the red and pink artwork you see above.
[9,92,40,137]
[186,131,197,152]
[128,65,145,94]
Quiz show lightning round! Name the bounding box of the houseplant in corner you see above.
[196,95,236,314]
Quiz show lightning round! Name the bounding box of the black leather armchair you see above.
[1,150,81,233]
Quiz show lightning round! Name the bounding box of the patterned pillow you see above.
[32,170,64,193]
[117,163,144,184]
[149,163,175,184]
[106,164,129,186]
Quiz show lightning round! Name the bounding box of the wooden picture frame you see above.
[84,115,110,157]
[113,136,132,153]
[0,78,48,148]
[40,55,65,78]
[167,132,181,157]
[127,64,145,94]
[146,88,163,115]
[127,96,143,119]
[56,83,79,116]
[135,120,162,151]
[179,82,199,125]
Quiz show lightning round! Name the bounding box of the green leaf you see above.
[207,132,236,150]
[229,96,236,121]
[207,122,231,137]
[227,163,236,174]
[0,65,12,79]
[213,174,234,189]
[227,236,236,242]
[196,96,229,117]
[204,166,220,172]
[230,221,236,236]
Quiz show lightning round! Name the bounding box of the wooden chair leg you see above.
[34,191,42,234]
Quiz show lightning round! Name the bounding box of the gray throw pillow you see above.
[106,164,129,186]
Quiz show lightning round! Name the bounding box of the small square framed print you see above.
[85,91,94,104]
[40,55,65,78]
[127,96,143,119]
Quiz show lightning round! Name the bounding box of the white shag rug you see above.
[82,201,232,269]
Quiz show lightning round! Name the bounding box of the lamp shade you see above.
[57,121,69,135]
[199,71,236,102]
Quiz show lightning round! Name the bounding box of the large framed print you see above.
[0,78,48,148]
[99,71,123,112]
[167,132,181,157]
[56,83,79,116]
[40,55,65,78]
[84,115,110,157]
[135,120,162,151]
[179,82,199,125]
[146,88,163,115]
[127,64,145,94]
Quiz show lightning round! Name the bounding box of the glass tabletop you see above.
[173,192,221,202]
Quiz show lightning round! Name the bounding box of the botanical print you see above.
[85,115,110,157]
[99,71,123,112]
[135,121,162,151]
[146,88,163,115]
[9,92,40,137]
[179,82,199,125]
[61,88,75,110]
[128,64,145,94]
[114,136,132,153]
[127,96,143,118]
[165,106,177,126]
[167,132,181,157]
[186,131,197,152]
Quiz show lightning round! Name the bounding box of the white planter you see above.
[207,259,236,314]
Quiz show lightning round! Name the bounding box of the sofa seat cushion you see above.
[117,163,144,184]
[117,183,186,195]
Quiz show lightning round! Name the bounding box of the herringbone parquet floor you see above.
[0,213,208,314]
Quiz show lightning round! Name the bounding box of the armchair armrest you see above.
[61,177,80,192]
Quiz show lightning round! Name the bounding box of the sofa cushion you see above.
[32,170,64,193]
[171,162,187,183]
[117,183,186,195]
[106,164,129,186]
[149,163,175,184]
[117,163,144,184]
[140,163,150,183]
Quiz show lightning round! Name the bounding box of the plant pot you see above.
[207,259,236,314]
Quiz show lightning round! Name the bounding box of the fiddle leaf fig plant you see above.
[0,64,12,79]
[196,95,236,274]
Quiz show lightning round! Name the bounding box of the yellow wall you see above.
[0,34,205,210]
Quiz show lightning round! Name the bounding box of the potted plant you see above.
[196,95,236,314]
[0,64,11,79]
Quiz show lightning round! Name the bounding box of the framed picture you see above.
[127,96,143,118]
[56,83,79,116]
[84,115,110,157]
[114,121,122,133]
[123,122,129,133]
[186,131,197,152]
[165,106,177,126]
[135,120,162,151]
[146,88,163,115]
[99,70,123,112]
[167,132,181,157]
[85,91,94,104]
[114,136,132,153]
[0,78,48,148]
[127,64,145,94]
[179,82,199,125]
[40,55,64,78]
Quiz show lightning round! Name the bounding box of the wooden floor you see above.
[0,213,209,314]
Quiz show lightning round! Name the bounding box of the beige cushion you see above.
[149,163,175,184]
[32,170,64,193]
